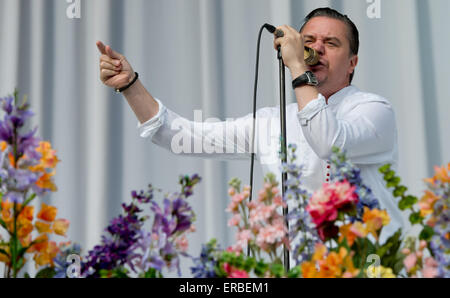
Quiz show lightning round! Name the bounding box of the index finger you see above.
[96,41,107,55]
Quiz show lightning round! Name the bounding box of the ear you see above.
[349,55,358,76]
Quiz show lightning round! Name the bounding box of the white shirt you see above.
[137,85,406,240]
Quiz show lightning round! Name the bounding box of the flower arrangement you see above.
[1,90,448,278]
[0,91,69,278]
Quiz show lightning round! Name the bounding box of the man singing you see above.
[96,7,405,239]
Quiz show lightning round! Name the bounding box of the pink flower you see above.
[223,263,249,278]
[256,221,287,247]
[175,235,189,253]
[273,195,286,208]
[226,201,239,213]
[306,181,358,228]
[236,229,252,247]
[228,187,236,196]
[229,269,249,278]
[422,257,439,278]
[249,204,276,225]
[228,214,241,227]
[232,194,245,204]
[403,253,417,272]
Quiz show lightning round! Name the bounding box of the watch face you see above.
[306,71,318,86]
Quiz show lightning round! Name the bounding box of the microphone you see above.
[264,23,320,66]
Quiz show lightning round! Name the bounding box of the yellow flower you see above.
[349,221,368,238]
[53,219,70,236]
[362,208,390,240]
[37,203,57,222]
[365,266,396,278]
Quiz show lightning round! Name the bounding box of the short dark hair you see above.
[300,7,359,83]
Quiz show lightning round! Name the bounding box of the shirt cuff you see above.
[136,98,166,138]
[297,94,327,126]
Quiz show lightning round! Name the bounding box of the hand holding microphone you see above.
[264,24,319,71]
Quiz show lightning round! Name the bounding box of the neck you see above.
[319,83,351,103]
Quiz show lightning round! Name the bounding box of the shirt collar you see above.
[326,85,359,106]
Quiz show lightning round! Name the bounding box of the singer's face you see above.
[301,17,357,91]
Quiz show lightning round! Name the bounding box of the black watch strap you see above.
[115,72,139,93]
[292,71,318,90]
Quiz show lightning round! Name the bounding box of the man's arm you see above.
[298,99,397,162]
[272,26,319,111]
[96,41,159,124]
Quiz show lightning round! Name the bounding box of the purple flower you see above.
[83,202,143,278]
[191,240,220,278]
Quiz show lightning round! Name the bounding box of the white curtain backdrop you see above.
[0,0,449,277]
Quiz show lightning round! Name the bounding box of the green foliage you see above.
[379,164,423,227]
[35,267,56,278]
[419,225,434,241]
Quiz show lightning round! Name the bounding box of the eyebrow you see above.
[304,35,342,45]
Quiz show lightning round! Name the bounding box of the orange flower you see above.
[35,171,57,192]
[17,219,33,238]
[349,221,368,238]
[0,245,10,264]
[1,200,13,224]
[339,224,358,246]
[53,219,70,236]
[20,234,32,248]
[302,244,359,278]
[419,190,440,217]
[33,241,59,268]
[29,141,60,172]
[29,234,49,253]
[434,164,450,183]
[0,141,7,152]
[37,203,57,222]
[18,205,34,222]
[35,221,52,234]
[362,207,390,240]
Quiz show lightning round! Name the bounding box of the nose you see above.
[310,40,325,56]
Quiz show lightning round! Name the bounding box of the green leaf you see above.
[379,164,391,174]
[379,229,403,274]
[244,257,256,272]
[0,248,9,257]
[393,186,408,198]
[409,212,423,225]
[0,218,6,229]
[35,267,56,278]
[287,266,301,278]
[269,263,285,278]
[384,170,396,181]
[254,261,269,277]
[398,196,418,211]
[24,272,31,278]
[419,225,434,241]
[386,177,401,188]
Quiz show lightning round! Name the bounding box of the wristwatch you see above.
[292,71,318,89]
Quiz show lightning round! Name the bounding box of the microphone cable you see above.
[248,24,277,257]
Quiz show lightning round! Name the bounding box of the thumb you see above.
[96,41,107,55]
[105,45,122,60]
